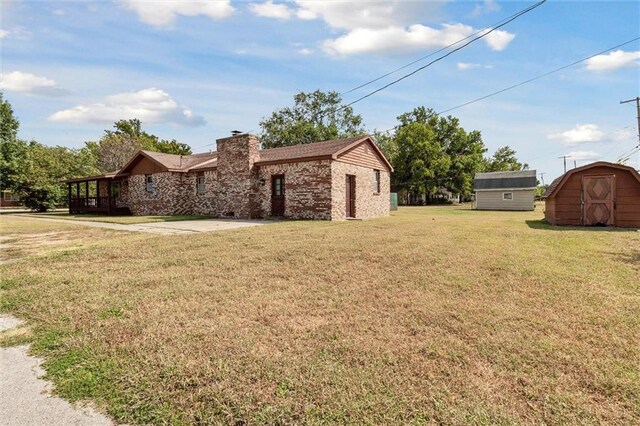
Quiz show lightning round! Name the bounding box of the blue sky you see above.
[1,0,639,181]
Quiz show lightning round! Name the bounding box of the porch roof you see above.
[63,172,129,184]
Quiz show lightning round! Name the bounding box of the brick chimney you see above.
[215,132,260,218]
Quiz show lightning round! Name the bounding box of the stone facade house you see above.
[65,133,393,220]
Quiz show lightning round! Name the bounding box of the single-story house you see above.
[473,170,537,211]
[543,161,640,227]
[64,133,393,221]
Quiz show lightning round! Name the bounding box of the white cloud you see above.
[613,127,635,142]
[323,23,514,56]
[0,26,32,40]
[457,62,493,70]
[294,1,446,30]
[0,71,68,96]
[249,1,514,56]
[564,150,601,161]
[548,124,605,146]
[298,48,313,55]
[471,0,500,17]
[49,88,206,126]
[119,0,234,27]
[481,29,515,51]
[249,1,292,20]
[585,50,640,72]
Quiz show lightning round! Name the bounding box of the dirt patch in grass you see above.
[1,207,639,425]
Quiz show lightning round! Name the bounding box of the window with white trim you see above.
[373,169,381,194]
[146,175,154,193]
[503,192,513,200]
[197,172,205,194]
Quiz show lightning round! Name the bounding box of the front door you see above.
[346,175,356,218]
[271,175,285,216]
[583,175,615,226]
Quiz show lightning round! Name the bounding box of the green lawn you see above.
[0,207,638,425]
[23,212,211,224]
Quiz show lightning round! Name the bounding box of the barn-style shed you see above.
[544,161,640,227]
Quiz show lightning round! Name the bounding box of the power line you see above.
[340,3,550,97]
[438,37,640,114]
[337,0,547,112]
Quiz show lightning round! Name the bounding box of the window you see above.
[503,192,513,200]
[273,176,284,196]
[111,181,121,198]
[373,170,381,194]
[146,175,154,193]
[1,190,19,201]
[197,172,205,194]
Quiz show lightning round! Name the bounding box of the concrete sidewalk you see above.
[0,315,114,426]
[7,215,269,235]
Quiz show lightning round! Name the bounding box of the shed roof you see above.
[474,170,537,190]
[543,161,640,198]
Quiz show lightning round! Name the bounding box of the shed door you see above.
[271,175,285,216]
[346,175,356,218]
[582,175,615,226]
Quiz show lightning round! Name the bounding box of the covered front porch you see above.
[65,173,131,215]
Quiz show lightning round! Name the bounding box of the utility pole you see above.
[558,155,570,173]
[540,173,545,186]
[620,97,640,146]
[573,160,577,169]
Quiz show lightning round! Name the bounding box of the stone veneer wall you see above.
[331,161,391,220]
[255,160,332,220]
[127,172,189,215]
[180,170,219,215]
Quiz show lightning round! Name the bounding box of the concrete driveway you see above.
[0,315,113,425]
[10,216,269,235]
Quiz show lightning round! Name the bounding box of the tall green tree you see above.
[88,119,192,172]
[0,92,20,144]
[393,121,451,198]
[15,142,99,211]
[259,90,365,148]
[398,107,486,198]
[484,146,529,172]
[1,94,100,211]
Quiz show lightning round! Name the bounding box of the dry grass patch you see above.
[1,207,639,425]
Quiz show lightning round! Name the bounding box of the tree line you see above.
[259,90,528,203]
[1,90,529,210]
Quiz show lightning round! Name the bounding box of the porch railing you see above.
[69,197,111,210]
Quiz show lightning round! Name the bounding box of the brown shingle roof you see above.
[139,150,217,171]
[255,135,369,165]
[120,134,389,173]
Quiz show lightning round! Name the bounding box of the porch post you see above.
[85,181,89,203]
[107,180,112,215]
[96,180,100,208]
[76,182,80,202]
[68,183,72,212]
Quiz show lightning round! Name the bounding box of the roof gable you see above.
[119,150,217,174]
[544,161,640,198]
